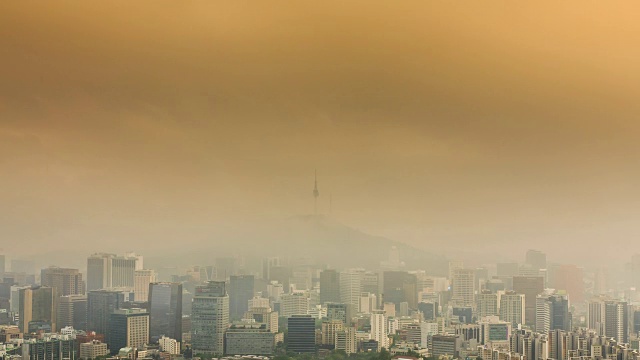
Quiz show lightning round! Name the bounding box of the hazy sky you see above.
[2,2,640,263]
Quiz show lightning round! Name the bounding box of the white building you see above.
[371,310,389,351]
[134,269,157,302]
[499,291,525,327]
[159,336,180,354]
[339,269,362,309]
[359,292,377,314]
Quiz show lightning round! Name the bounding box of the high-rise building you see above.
[229,275,255,320]
[19,286,57,333]
[476,290,498,319]
[280,293,310,318]
[41,267,85,296]
[58,295,87,331]
[22,334,77,360]
[359,292,377,314]
[0,254,5,275]
[339,269,362,310]
[361,272,379,298]
[335,327,357,354]
[321,320,343,347]
[550,264,584,304]
[326,303,350,325]
[587,297,606,335]
[191,281,229,356]
[287,315,316,353]
[319,270,340,304]
[87,254,138,291]
[87,289,125,337]
[512,276,544,326]
[262,257,280,280]
[604,300,628,343]
[269,266,291,293]
[499,291,525,327]
[80,340,108,360]
[134,270,157,302]
[370,310,389,351]
[149,282,182,342]
[109,308,149,354]
[525,250,547,270]
[383,271,417,310]
[452,269,475,307]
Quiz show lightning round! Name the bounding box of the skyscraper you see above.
[19,286,57,333]
[229,275,255,320]
[41,267,85,296]
[452,269,475,307]
[58,294,87,330]
[134,270,157,302]
[287,315,316,353]
[149,282,183,342]
[476,290,498,319]
[370,310,389,351]
[512,276,544,326]
[319,269,340,304]
[339,269,362,310]
[383,271,417,310]
[499,291,525,327]
[191,281,229,356]
[87,289,125,337]
[604,300,628,343]
[87,253,137,291]
[109,308,149,354]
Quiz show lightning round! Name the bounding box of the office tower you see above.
[370,310,389,351]
[87,253,114,291]
[149,282,183,342]
[269,266,291,293]
[383,271,417,310]
[359,292,377,314]
[244,306,278,333]
[225,323,275,356]
[87,289,125,336]
[335,327,357,354]
[109,308,149,354]
[0,254,5,275]
[134,270,157,302]
[321,319,344,346]
[262,257,280,280]
[588,297,606,335]
[549,329,567,360]
[497,263,519,277]
[111,256,137,289]
[87,253,137,291]
[229,275,255,320]
[58,295,87,330]
[22,334,77,360]
[535,291,570,333]
[339,269,362,310]
[267,281,283,301]
[361,272,379,297]
[326,303,350,324]
[291,266,312,291]
[19,286,57,333]
[287,315,316,353]
[418,302,437,321]
[605,300,628,343]
[476,290,498,319]
[512,276,544,326]
[80,340,109,360]
[280,292,310,317]
[41,267,85,296]
[452,269,475,307]
[499,291,525,327]
[123,253,144,271]
[191,281,229,356]
[526,250,547,270]
[431,335,462,359]
[319,270,340,304]
[448,260,464,281]
[550,264,584,304]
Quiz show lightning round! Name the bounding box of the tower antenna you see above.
[313,170,320,215]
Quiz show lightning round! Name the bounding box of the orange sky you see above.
[1,2,640,263]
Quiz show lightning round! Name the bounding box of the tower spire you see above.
[313,170,319,215]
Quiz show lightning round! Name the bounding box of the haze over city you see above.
[2,3,640,268]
